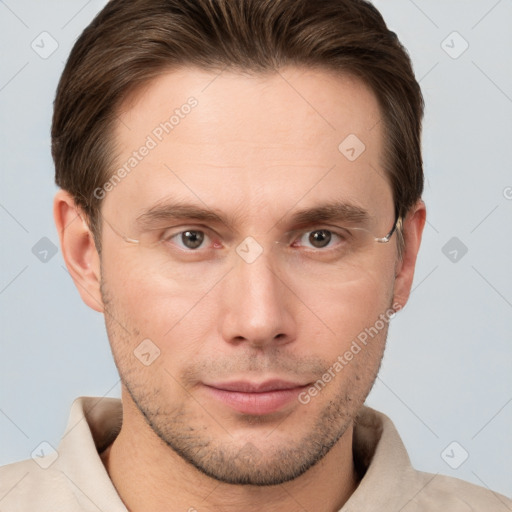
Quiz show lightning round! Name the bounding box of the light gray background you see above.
[1,0,511,500]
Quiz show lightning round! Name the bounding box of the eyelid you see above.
[286,224,353,240]
[160,224,216,240]
[290,223,354,233]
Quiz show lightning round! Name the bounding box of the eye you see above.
[293,229,346,250]
[168,229,209,250]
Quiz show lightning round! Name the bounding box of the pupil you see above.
[182,230,204,249]
[309,230,331,248]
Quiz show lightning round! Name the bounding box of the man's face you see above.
[99,67,399,485]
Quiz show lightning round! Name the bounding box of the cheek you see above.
[102,249,214,333]
[310,266,394,333]
[300,273,394,401]
[101,258,224,384]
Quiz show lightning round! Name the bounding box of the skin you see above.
[54,67,426,511]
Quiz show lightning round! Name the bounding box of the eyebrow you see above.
[136,201,225,229]
[135,199,370,231]
[285,202,370,227]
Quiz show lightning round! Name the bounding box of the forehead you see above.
[106,66,392,228]
[118,66,382,144]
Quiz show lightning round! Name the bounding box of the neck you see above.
[101,391,359,512]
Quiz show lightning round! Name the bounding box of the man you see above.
[0,0,510,510]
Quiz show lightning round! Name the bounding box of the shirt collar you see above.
[55,396,127,511]
[54,396,420,511]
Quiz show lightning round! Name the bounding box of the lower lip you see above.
[203,385,309,415]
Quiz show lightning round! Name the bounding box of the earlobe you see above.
[53,190,104,313]
[392,200,426,310]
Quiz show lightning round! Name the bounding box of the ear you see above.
[53,190,104,313]
[392,199,426,309]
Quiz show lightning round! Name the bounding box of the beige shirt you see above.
[1,396,510,511]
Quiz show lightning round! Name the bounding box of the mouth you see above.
[202,379,311,415]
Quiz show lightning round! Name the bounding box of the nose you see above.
[218,243,297,349]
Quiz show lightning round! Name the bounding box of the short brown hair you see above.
[52,0,424,254]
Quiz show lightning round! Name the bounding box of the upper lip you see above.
[205,379,309,393]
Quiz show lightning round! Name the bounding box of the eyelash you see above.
[161,226,349,254]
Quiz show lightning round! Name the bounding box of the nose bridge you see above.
[219,236,295,346]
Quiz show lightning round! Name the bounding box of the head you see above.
[53,0,426,486]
